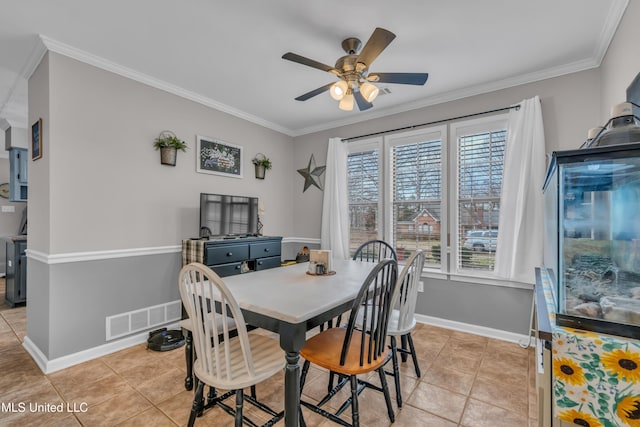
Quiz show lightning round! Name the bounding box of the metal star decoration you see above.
[297,154,326,192]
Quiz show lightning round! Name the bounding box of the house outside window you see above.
[346,114,508,281]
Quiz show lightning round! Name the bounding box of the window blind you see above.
[392,138,442,265]
[347,150,380,252]
[457,129,506,270]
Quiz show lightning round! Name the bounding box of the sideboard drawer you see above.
[205,244,249,265]
[249,241,281,259]
[255,255,282,271]
[212,262,244,277]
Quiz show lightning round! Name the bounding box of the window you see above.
[455,123,507,271]
[346,115,508,280]
[347,141,381,255]
[389,128,444,268]
[451,118,506,274]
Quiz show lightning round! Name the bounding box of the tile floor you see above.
[0,278,538,426]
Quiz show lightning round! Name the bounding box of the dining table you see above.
[220,258,379,427]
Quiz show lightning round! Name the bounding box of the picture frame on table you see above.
[32,118,42,161]
[196,135,243,178]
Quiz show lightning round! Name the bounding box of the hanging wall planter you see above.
[160,146,177,166]
[153,131,187,166]
[252,153,272,179]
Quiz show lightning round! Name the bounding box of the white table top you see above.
[221,260,377,324]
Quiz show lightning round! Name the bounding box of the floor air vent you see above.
[106,300,182,341]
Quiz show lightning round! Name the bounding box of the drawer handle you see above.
[227,252,233,256]
[264,248,270,252]
[258,261,263,265]
[235,265,241,269]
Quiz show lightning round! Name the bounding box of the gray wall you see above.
[32,253,181,359]
[291,69,603,335]
[27,52,295,361]
[37,53,294,254]
[600,0,640,120]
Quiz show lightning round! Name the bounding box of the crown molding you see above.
[32,0,628,139]
[0,118,27,131]
[0,36,47,126]
[292,56,601,137]
[592,0,629,64]
[23,36,49,80]
[38,35,296,137]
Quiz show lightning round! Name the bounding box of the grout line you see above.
[0,318,537,426]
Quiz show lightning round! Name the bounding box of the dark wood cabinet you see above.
[5,236,27,307]
[183,236,282,278]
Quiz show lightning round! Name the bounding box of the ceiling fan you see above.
[282,27,429,111]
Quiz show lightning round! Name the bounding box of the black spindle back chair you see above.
[299,258,398,427]
[352,239,397,263]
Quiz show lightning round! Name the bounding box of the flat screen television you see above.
[199,193,259,238]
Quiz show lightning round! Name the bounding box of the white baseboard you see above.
[415,314,535,348]
[23,321,180,374]
[23,314,535,375]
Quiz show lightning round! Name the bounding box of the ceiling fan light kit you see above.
[282,27,428,112]
[330,80,348,100]
[339,91,355,111]
[359,81,379,103]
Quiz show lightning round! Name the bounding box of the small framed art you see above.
[196,135,243,178]
[32,118,42,161]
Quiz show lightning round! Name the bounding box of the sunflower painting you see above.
[557,409,603,427]
[554,357,586,386]
[602,349,640,384]
[616,395,640,427]
[553,328,640,427]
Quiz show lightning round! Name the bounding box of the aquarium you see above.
[544,142,640,339]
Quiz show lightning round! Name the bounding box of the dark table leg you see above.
[280,323,306,427]
[240,301,354,427]
[184,330,193,390]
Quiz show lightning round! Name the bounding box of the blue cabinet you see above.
[9,148,27,202]
[183,236,282,277]
[5,236,27,307]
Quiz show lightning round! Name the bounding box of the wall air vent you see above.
[106,300,182,341]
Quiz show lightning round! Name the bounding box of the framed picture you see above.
[32,118,42,161]
[196,135,243,178]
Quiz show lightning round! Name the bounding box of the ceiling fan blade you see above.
[356,27,396,67]
[282,52,340,75]
[368,72,429,85]
[353,91,373,111]
[294,82,335,101]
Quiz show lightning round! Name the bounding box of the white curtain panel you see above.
[494,96,546,284]
[321,137,350,260]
